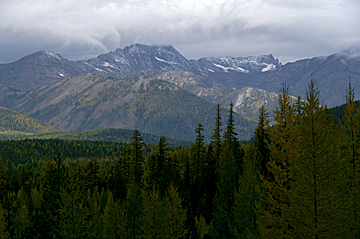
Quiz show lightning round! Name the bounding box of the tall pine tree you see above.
[211,102,243,239]
[341,81,360,237]
[288,79,350,238]
[257,84,297,238]
[131,130,145,188]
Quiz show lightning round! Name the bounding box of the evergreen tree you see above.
[107,164,117,195]
[166,185,187,239]
[54,151,65,196]
[157,136,170,196]
[29,185,59,238]
[192,123,205,184]
[121,143,132,185]
[254,105,271,179]
[125,182,142,239]
[103,191,120,238]
[211,103,243,239]
[131,130,145,188]
[0,158,7,202]
[288,79,350,238]
[84,159,99,192]
[117,200,129,239]
[3,192,20,237]
[0,202,9,239]
[223,102,243,173]
[257,84,297,238]
[204,104,222,223]
[141,188,170,239]
[341,81,360,236]
[13,204,28,239]
[210,145,238,239]
[190,123,206,218]
[86,189,103,238]
[168,151,181,189]
[18,165,30,196]
[231,144,260,238]
[58,172,90,239]
[210,103,222,171]
[148,136,170,197]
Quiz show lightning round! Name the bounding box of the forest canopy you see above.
[0,79,359,238]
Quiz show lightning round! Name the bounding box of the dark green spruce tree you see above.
[254,105,271,179]
[131,129,145,188]
[211,102,244,239]
[148,136,170,197]
[204,103,222,223]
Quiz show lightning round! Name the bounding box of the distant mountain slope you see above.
[195,87,279,121]
[0,106,63,139]
[137,70,279,120]
[3,74,256,141]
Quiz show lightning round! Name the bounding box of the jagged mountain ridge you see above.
[0,43,280,92]
[1,44,360,107]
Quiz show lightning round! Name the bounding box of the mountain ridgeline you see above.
[1,44,359,107]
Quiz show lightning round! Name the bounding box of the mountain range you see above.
[1,43,359,141]
[1,43,359,107]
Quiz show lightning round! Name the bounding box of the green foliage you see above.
[125,183,143,239]
[58,172,90,239]
[0,158,7,202]
[0,84,359,239]
[103,191,120,238]
[231,144,260,239]
[0,106,63,140]
[257,84,297,238]
[148,136,171,196]
[166,185,187,239]
[141,188,170,239]
[339,81,360,237]
[254,105,270,179]
[33,128,192,146]
[210,103,244,239]
[131,129,145,187]
[0,202,9,239]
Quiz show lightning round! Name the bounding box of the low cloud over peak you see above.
[1,0,359,63]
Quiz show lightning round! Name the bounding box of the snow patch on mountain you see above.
[261,63,276,72]
[155,57,178,65]
[213,63,249,73]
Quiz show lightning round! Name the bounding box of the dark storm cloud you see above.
[0,0,359,64]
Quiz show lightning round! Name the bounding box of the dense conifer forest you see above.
[0,79,359,238]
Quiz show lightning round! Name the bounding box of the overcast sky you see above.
[0,0,359,64]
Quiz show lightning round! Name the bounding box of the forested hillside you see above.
[0,80,359,238]
[0,106,63,140]
[32,128,191,146]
